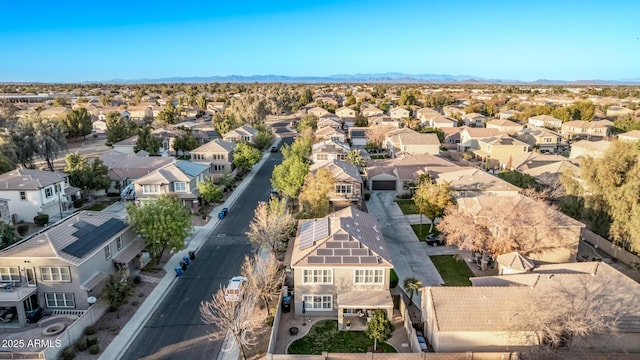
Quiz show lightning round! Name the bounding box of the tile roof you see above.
[495,252,535,272]
[113,135,139,146]
[435,167,520,193]
[0,169,68,191]
[134,161,207,185]
[310,160,362,183]
[312,139,351,153]
[99,150,175,181]
[461,127,503,138]
[486,119,522,127]
[191,139,236,153]
[291,207,392,268]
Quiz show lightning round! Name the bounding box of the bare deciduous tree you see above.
[241,253,284,316]
[246,197,295,257]
[438,198,578,269]
[200,288,262,360]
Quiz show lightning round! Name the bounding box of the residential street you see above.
[366,191,444,308]
[120,133,293,360]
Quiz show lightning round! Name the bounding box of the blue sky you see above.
[1,0,639,83]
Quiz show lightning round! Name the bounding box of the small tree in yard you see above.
[126,195,191,264]
[233,142,262,171]
[200,288,262,360]
[240,253,284,317]
[246,197,295,257]
[297,168,334,218]
[413,179,454,235]
[197,177,223,204]
[403,277,422,306]
[102,270,133,318]
[366,309,394,351]
[0,223,20,250]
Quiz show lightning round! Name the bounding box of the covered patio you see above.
[337,290,394,330]
[0,286,39,327]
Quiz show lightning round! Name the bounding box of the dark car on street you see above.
[270,145,278,152]
[426,234,445,246]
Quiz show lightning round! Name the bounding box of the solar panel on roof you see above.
[343,242,359,249]
[325,256,342,264]
[317,249,333,256]
[307,256,324,264]
[351,248,369,256]
[325,242,341,248]
[62,218,127,258]
[332,233,349,241]
[360,256,379,264]
[342,256,360,264]
[334,249,350,256]
[298,218,330,250]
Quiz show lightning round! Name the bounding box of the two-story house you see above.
[99,150,175,194]
[309,160,363,210]
[458,127,504,152]
[133,160,209,209]
[335,106,356,119]
[527,114,562,129]
[416,107,441,125]
[0,211,142,326]
[485,119,523,134]
[426,114,457,128]
[474,135,530,167]
[389,107,410,119]
[0,169,81,224]
[560,120,613,140]
[361,106,384,117]
[307,106,330,118]
[223,125,258,144]
[434,167,520,198]
[315,126,347,143]
[569,139,612,159]
[384,128,440,158]
[289,206,394,330]
[312,139,351,163]
[190,139,237,176]
[317,117,342,130]
[515,126,564,154]
[462,113,487,127]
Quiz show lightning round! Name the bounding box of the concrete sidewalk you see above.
[100,139,282,360]
[366,192,444,309]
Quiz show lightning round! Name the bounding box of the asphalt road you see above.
[122,127,294,360]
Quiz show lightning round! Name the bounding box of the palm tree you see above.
[403,277,423,306]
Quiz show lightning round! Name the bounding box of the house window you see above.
[302,269,333,284]
[337,154,347,161]
[142,184,160,194]
[316,154,328,161]
[20,192,26,200]
[302,295,332,311]
[335,184,352,194]
[104,245,111,260]
[116,236,123,251]
[40,267,71,282]
[193,154,203,160]
[354,269,384,284]
[331,136,341,142]
[45,187,53,198]
[45,293,75,308]
[213,165,226,171]
[243,136,251,142]
[55,184,61,193]
[544,137,552,143]
[174,182,186,192]
[0,267,19,282]
[213,154,224,160]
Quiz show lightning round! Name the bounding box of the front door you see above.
[25,267,36,287]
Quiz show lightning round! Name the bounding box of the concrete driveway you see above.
[366,191,444,308]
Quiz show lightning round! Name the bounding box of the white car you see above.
[224,276,248,302]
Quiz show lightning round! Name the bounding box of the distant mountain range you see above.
[84,73,639,85]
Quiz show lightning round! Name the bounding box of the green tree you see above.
[497,170,539,189]
[197,177,223,204]
[0,152,14,173]
[298,168,334,218]
[64,153,111,199]
[134,125,163,156]
[253,127,274,150]
[106,111,136,145]
[354,115,369,127]
[398,90,417,106]
[52,97,67,107]
[63,108,93,140]
[296,114,317,132]
[101,270,133,318]
[280,134,312,161]
[413,180,454,234]
[126,195,191,263]
[0,223,20,250]
[345,149,365,168]
[156,97,179,124]
[403,277,423,306]
[271,156,309,200]
[579,141,640,251]
[172,129,200,157]
[418,127,445,143]
[299,89,313,105]
[233,142,262,171]
[34,117,67,171]
[366,309,395,351]
[344,94,356,106]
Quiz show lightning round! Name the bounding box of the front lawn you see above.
[288,320,397,354]
[395,199,419,215]
[410,224,438,241]
[429,255,473,286]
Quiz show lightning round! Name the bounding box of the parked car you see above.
[26,307,44,323]
[417,335,428,352]
[270,145,279,152]
[425,234,445,246]
[224,276,248,302]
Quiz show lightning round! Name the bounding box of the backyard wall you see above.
[582,229,640,266]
